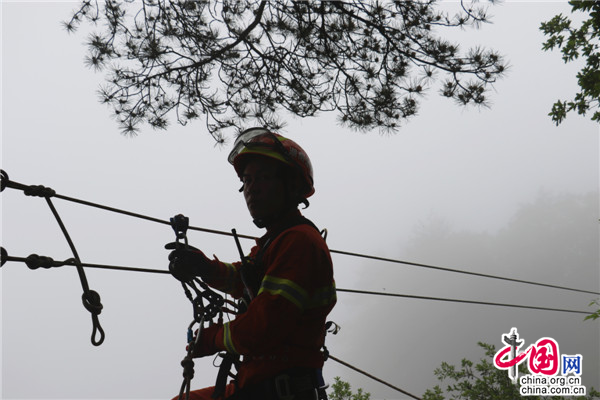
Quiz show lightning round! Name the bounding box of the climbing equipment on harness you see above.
[1,169,105,346]
[169,214,231,400]
[209,228,253,400]
[321,321,341,363]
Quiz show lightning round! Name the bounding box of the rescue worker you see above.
[168,128,336,400]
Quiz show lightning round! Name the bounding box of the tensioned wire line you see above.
[2,171,599,297]
[1,252,593,316]
[0,172,593,400]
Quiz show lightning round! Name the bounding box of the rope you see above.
[45,197,105,345]
[328,354,422,400]
[1,170,597,296]
[335,288,592,315]
[330,249,600,296]
[1,249,593,316]
[2,170,105,346]
[179,354,195,400]
[54,192,257,240]
[0,252,170,274]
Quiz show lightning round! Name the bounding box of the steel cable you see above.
[1,249,593,316]
[2,170,597,296]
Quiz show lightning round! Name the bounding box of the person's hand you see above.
[188,324,221,358]
[165,242,213,282]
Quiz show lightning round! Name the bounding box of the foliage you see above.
[423,342,599,400]
[328,377,371,400]
[64,0,506,140]
[584,299,600,321]
[540,1,600,125]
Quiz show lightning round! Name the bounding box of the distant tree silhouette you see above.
[64,0,506,140]
[423,342,600,400]
[404,192,599,293]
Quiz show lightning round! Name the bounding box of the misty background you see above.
[2,1,599,400]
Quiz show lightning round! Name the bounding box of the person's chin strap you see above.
[252,217,269,229]
[252,204,295,229]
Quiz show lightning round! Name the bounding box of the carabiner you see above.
[170,214,189,248]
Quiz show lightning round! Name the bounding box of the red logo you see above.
[494,328,560,381]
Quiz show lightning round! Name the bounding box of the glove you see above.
[189,323,221,358]
[165,242,214,282]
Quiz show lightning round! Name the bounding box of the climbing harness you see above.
[209,217,327,400]
[1,170,105,346]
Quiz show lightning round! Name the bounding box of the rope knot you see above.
[181,355,195,380]
[1,247,7,267]
[25,254,56,269]
[24,185,56,198]
[0,170,8,192]
[82,290,103,315]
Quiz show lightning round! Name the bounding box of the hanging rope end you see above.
[91,315,106,346]
[82,290,105,346]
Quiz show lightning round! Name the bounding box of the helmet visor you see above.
[227,128,273,165]
[227,128,292,166]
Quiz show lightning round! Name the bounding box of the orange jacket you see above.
[204,210,336,388]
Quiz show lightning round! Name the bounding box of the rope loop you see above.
[24,185,56,198]
[90,314,105,346]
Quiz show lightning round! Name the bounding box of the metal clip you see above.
[170,214,189,248]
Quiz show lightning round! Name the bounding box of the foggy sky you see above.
[2,2,599,400]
